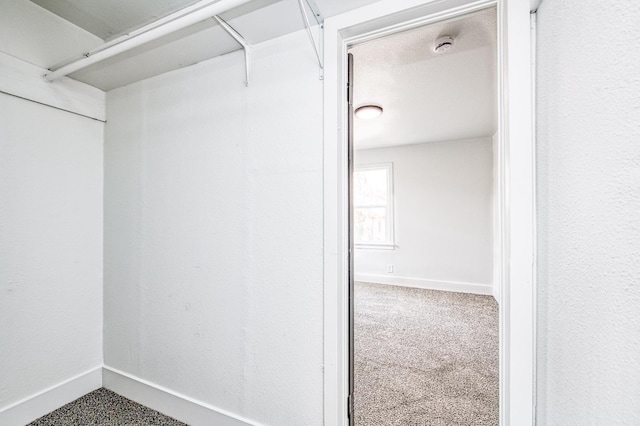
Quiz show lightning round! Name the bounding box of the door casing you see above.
[322,0,536,425]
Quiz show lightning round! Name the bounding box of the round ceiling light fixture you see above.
[355,105,383,119]
[434,35,455,53]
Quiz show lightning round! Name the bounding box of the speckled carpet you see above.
[28,388,186,425]
[354,282,499,426]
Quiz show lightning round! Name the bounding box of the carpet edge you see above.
[355,274,494,296]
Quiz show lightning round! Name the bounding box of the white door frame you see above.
[322,0,535,425]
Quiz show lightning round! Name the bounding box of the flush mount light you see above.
[355,105,383,119]
[434,35,455,53]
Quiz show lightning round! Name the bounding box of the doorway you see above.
[349,6,499,424]
[322,0,535,424]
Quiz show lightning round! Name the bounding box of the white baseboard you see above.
[103,366,261,426]
[355,273,493,296]
[0,366,102,426]
[492,283,500,303]
[1,366,262,426]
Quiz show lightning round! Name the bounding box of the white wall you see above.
[536,0,640,424]
[354,138,493,294]
[0,94,104,409]
[0,3,104,420]
[104,29,323,425]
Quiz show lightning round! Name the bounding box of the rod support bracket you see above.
[212,15,251,87]
[297,0,324,80]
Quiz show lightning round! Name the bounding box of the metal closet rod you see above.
[43,0,254,82]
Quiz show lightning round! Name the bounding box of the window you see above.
[354,163,394,249]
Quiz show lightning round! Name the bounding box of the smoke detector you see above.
[434,36,455,53]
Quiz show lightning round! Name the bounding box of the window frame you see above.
[353,162,395,250]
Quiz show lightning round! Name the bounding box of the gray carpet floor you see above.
[354,282,499,426]
[27,283,496,425]
[28,388,186,425]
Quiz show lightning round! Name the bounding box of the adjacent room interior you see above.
[349,8,500,424]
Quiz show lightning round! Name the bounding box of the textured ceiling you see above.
[350,7,497,149]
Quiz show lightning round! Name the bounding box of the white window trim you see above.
[354,162,394,249]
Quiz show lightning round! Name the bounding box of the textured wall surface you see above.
[354,139,493,289]
[536,0,640,423]
[104,30,323,425]
[0,94,104,408]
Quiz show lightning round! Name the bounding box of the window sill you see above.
[355,243,395,250]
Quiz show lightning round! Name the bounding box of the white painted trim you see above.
[323,0,535,425]
[529,11,539,422]
[500,0,536,423]
[0,366,102,426]
[0,52,105,121]
[355,274,493,295]
[102,366,261,426]
[353,162,394,247]
[354,243,395,250]
[492,280,500,302]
